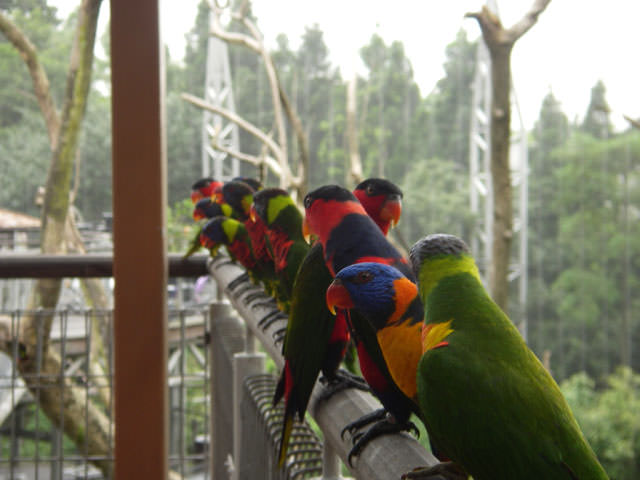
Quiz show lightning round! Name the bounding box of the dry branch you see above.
[346,76,363,187]
[207,2,311,195]
[624,115,640,130]
[0,10,60,147]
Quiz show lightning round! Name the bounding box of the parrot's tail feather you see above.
[273,369,285,406]
[277,413,294,467]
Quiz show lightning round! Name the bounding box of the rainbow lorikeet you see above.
[326,262,454,470]
[273,180,405,466]
[353,178,402,235]
[184,198,234,258]
[190,177,222,204]
[192,197,232,221]
[251,188,310,305]
[302,185,422,461]
[405,234,609,480]
[272,242,350,465]
[199,216,258,273]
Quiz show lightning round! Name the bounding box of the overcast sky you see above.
[53,0,640,131]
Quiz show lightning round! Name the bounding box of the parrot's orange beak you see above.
[191,191,203,204]
[326,279,354,315]
[380,196,402,228]
[249,205,257,223]
[302,216,312,244]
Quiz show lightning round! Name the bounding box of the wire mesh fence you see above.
[0,307,211,480]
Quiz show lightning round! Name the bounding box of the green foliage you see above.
[561,368,640,479]
[167,198,196,253]
[400,156,475,245]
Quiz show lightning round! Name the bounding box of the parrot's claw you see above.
[234,283,259,298]
[316,370,370,403]
[227,272,250,292]
[334,369,370,390]
[400,461,468,480]
[272,327,287,344]
[346,417,420,467]
[257,310,288,330]
[242,290,267,306]
[340,408,386,440]
[251,299,279,310]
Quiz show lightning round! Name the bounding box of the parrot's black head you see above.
[200,216,227,249]
[191,176,216,191]
[303,184,356,210]
[410,234,470,272]
[193,198,222,220]
[222,180,255,216]
[251,188,289,224]
[354,178,403,200]
[232,176,263,192]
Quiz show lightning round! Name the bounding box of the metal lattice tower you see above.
[468,1,529,340]
[201,10,240,180]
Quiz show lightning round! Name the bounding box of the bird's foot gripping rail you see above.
[207,255,439,480]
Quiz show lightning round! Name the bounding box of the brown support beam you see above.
[110,0,168,478]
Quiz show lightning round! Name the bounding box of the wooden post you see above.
[110,0,168,478]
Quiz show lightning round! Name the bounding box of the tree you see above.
[465,0,551,311]
[0,1,113,476]
[581,79,613,139]
[527,91,570,362]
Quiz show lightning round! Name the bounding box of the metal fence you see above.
[0,307,213,480]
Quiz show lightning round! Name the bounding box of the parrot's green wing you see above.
[415,259,608,480]
[273,243,336,465]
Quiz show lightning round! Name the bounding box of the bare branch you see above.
[507,0,552,41]
[0,10,60,147]
[209,9,261,54]
[624,115,640,130]
[238,13,289,187]
[207,134,284,178]
[182,92,284,162]
[346,76,363,187]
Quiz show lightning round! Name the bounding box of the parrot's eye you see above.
[353,271,373,284]
[303,196,312,209]
[366,185,375,196]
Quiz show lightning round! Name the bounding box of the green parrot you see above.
[406,233,609,480]
[251,188,310,306]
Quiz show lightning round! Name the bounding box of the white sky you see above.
[53,0,640,131]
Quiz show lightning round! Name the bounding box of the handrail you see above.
[0,253,209,278]
[207,254,439,479]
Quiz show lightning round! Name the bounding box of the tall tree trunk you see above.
[1,1,112,476]
[466,0,551,311]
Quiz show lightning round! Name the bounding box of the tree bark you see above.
[0,10,60,147]
[345,76,363,188]
[466,0,550,311]
[1,1,112,476]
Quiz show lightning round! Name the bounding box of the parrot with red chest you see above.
[273,180,405,466]
[250,188,310,307]
[220,180,282,301]
[190,177,222,204]
[303,184,423,463]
